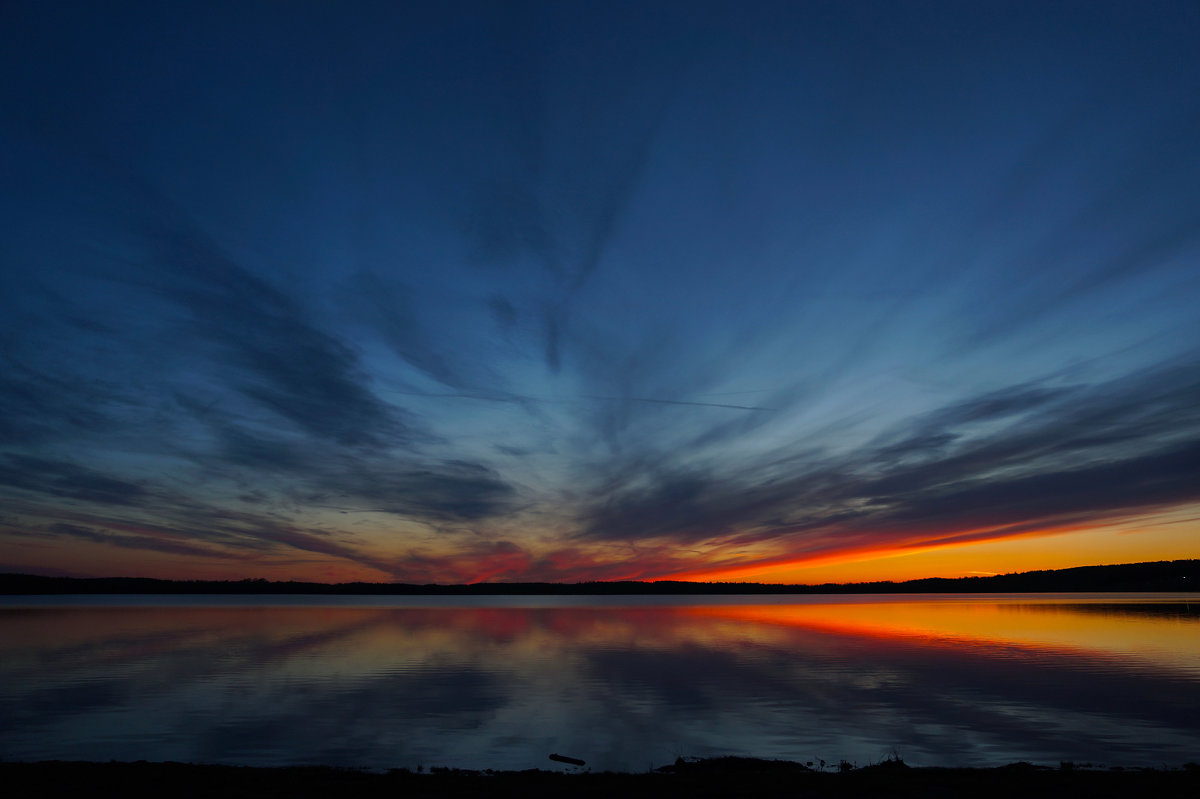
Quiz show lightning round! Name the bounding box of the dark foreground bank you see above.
[5,758,1198,799]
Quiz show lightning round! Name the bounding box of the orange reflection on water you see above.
[5,595,1197,683]
[686,595,1200,676]
[4,595,1199,771]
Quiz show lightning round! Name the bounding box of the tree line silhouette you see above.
[1,559,1195,595]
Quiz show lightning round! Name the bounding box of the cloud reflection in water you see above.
[1,596,1197,771]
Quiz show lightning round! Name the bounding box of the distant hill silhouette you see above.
[1,559,1196,595]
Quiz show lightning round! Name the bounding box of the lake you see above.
[1,593,1197,772]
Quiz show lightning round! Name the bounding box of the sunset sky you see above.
[2,1,1198,584]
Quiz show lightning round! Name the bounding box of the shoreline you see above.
[3,560,1196,595]
[4,758,1198,799]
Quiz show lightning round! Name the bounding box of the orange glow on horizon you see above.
[4,504,1196,585]
[657,521,1105,584]
[651,511,1200,586]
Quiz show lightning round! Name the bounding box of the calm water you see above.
[1,593,1197,771]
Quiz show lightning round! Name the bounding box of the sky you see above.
[1,1,1198,584]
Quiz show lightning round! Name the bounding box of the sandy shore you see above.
[3,758,1198,798]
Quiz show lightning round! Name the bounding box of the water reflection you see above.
[1,595,1197,771]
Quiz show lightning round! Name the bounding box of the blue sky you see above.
[2,1,1198,582]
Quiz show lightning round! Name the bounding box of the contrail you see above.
[582,395,776,412]
[386,389,775,411]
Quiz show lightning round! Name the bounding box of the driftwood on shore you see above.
[549,753,586,766]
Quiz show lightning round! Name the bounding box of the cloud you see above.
[0,455,146,506]
[386,540,533,584]
[447,7,690,374]
[4,345,1196,583]
[181,397,517,525]
[0,359,114,446]
[3,417,518,578]
[344,271,474,390]
[23,497,401,578]
[319,459,517,524]
[145,225,407,450]
[570,358,1200,574]
[958,107,1200,349]
[858,437,1200,538]
[48,522,230,559]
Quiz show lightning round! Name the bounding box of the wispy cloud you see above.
[570,358,1200,575]
[0,456,146,506]
[143,225,408,450]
